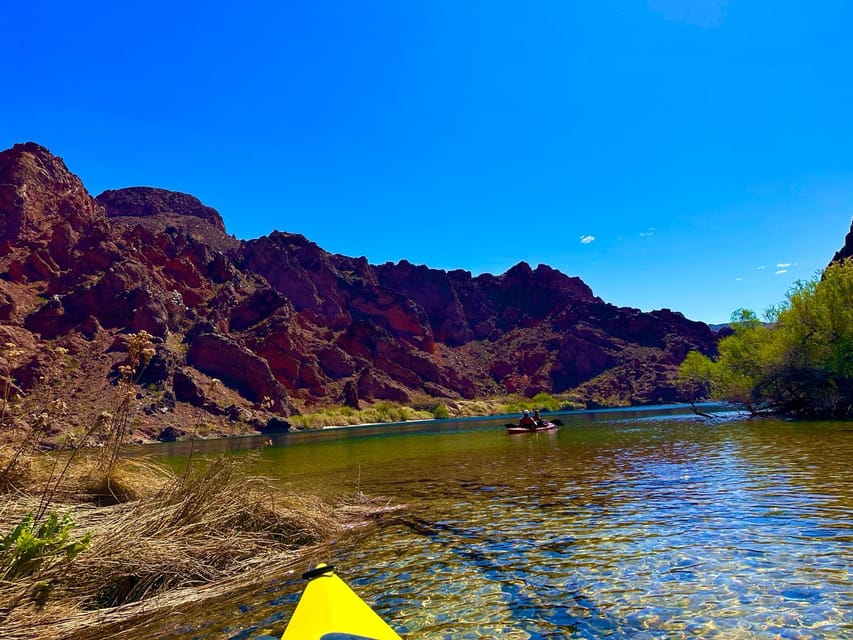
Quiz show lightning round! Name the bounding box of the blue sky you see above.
[3,1,852,325]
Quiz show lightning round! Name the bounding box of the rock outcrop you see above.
[831,218,853,265]
[0,142,105,247]
[98,187,226,232]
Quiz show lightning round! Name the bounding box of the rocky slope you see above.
[0,142,720,440]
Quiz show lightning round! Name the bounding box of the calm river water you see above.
[155,406,852,639]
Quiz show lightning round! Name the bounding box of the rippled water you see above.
[159,407,853,639]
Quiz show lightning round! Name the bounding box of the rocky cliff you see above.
[831,219,853,265]
[0,142,721,440]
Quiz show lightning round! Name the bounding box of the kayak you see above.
[506,421,557,434]
[281,563,402,640]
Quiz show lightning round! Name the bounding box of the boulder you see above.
[157,425,187,442]
[257,416,291,434]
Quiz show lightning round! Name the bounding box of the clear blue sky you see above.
[3,1,852,325]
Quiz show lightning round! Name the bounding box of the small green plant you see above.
[1,511,92,581]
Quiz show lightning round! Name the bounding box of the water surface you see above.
[155,407,853,639]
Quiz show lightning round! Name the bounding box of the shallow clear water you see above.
[155,407,853,639]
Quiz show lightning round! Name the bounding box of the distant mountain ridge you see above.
[0,142,721,439]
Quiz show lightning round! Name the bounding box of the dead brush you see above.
[32,456,363,607]
[0,331,404,638]
[0,446,35,495]
[0,453,401,638]
[0,472,397,637]
[0,451,170,506]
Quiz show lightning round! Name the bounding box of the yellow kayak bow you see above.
[281,564,403,640]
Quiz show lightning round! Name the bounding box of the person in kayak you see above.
[532,408,544,427]
[518,410,537,429]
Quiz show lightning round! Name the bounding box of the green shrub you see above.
[530,392,561,411]
[432,403,450,419]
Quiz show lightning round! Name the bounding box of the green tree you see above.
[678,261,853,418]
[675,350,713,405]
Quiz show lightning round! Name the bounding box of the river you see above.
[151,405,852,639]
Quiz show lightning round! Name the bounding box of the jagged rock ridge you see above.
[0,142,722,440]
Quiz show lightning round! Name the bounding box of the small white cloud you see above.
[777,262,792,268]
[776,269,788,275]
[735,277,743,282]
[639,226,656,238]
[580,235,595,244]
[756,266,766,271]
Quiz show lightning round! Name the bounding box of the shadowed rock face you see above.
[0,141,730,432]
[831,219,853,265]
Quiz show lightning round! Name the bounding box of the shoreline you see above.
[130,401,724,446]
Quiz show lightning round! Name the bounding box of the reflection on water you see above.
[153,407,853,639]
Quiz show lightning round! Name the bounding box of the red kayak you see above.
[506,421,557,434]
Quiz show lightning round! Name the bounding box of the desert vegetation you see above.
[678,261,853,418]
[0,333,399,639]
[287,392,584,429]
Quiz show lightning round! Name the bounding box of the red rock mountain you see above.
[0,142,720,438]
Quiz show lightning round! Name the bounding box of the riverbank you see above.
[0,448,402,639]
[91,393,582,445]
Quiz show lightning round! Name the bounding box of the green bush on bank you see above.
[432,403,451,419]
[678,260,853,418]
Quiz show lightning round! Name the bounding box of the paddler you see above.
[518,409,537,429]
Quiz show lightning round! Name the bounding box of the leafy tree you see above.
[678,261,853,418]
[675,350,713,405]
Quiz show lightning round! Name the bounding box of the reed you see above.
[0,454,400,639]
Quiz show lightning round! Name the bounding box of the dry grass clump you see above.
[0,446,35,495]
[0,454,400,639]
[71,467,319,608]
[79,457,175,505]
[0,449,169,506]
